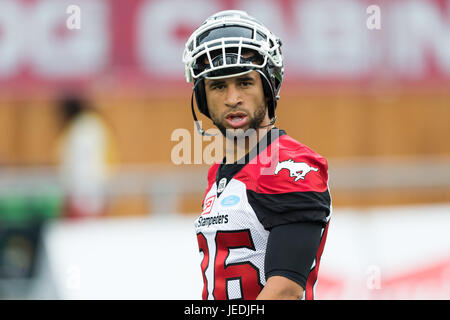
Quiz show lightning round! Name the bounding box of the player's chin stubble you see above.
[211,104,267,139]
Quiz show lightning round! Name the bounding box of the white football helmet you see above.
[182,10,284,133]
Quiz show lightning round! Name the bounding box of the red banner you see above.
[1,0,450,93]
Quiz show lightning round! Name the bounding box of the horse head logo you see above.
[274,159,319,182]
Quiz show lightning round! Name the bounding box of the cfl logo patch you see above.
[201,195,216,215]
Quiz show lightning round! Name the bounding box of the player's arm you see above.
[256,221,324,300]
[256,275,303,300]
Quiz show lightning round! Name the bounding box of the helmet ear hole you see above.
[258,71,277,119]
[194,79,210,118]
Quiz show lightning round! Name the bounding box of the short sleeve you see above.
[247,147,331,230]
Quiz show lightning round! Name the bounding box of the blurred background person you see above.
[55,94,118,219]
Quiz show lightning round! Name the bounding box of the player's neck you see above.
[223,124,273,164]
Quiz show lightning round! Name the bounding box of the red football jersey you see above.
[195,128,331,300]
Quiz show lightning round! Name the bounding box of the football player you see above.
[183,10,332,300]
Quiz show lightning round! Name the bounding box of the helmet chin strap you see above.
[190,74,277,137]
[258,116,277,128]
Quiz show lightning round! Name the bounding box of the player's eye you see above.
[210,82,225,90]
[239,80,253,88]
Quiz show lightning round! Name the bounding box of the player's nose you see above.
[224,84,242,108]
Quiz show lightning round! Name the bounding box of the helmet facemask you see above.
[195,48,265,79]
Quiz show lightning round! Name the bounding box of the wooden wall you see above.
[1,88,449,212]
[2,89,449,165]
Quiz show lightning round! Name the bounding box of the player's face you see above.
[204,71,269,137]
